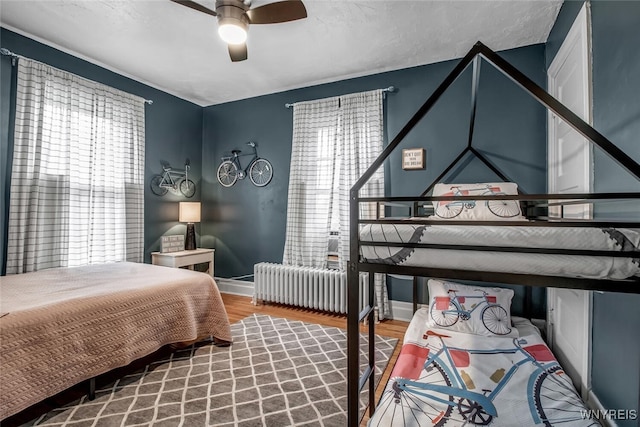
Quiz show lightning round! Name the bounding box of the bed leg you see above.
[87,377,96,400]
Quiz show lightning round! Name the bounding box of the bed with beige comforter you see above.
[0,262,232,420]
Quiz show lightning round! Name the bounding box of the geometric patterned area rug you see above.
[28,314,398,426]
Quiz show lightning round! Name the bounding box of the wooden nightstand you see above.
[151,248,214,277]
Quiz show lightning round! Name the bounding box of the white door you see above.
[547,3,592,398]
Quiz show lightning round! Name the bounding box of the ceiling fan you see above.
[171,0,307,62]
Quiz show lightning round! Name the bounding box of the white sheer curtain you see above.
[282,89,389,317]
[282,96,340,268]
[337,90,385,263]
[338,90,389,317]
[6,59,145,274]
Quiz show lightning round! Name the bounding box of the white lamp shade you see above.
[179,202,201,223]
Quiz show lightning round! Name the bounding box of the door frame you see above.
[546,2,593,398]
[547,2,593,217]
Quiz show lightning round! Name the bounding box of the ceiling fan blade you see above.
[228,43,248,62]
[246,0,307,24]
[170,0,217,17]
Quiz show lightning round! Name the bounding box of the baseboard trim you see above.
[215,277,254,296]
[587,390,620,427]
[388,300,424,322]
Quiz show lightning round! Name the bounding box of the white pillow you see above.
[426,279,518,337]
[431,182,524,220]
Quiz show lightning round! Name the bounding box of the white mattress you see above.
[360,224,640,280]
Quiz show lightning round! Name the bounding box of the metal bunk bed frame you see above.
[346,41,640,426]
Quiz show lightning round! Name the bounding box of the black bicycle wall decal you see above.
[150,160,196,197]
[216,141,273,187]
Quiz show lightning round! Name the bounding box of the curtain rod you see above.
[1,47,154,105]
[285,86,395,109]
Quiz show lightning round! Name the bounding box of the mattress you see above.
[0,262,232,420]
[368,310,600,426]
[360,224,640,280]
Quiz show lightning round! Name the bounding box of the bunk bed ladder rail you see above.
[361,271,377,416]
[347,210,377,425]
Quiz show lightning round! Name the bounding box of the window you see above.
[283,89,384,270]
[315,126,341,234]
[6,59,145,273]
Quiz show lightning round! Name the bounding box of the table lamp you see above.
[179,202,201,250]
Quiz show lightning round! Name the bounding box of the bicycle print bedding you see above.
[360,224,640,280]
[368,310,600,427]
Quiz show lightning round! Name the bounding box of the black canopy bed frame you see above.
[346,41,640,426]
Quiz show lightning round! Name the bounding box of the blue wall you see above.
[547,1,640,423]
[202,44,548,316]
[590,1,640,422]
[0,28,204,273]
[0,39,14,277]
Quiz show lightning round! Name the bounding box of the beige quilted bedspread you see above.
[0,262,232,420]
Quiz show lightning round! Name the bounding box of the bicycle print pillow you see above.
[426,279,518,338]
[431,182,525,221]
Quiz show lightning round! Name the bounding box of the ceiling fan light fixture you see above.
[218,21,247,44]
[173,0,308,61]
[216,2,249,45]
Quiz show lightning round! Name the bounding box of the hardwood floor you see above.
[3,293,409,426]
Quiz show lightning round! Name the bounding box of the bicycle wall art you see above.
[150,160,196,198]
[217,141,273,187]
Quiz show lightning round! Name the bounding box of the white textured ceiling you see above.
[0,0,562,106]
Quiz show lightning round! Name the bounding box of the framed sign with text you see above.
[402,148,426,170]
